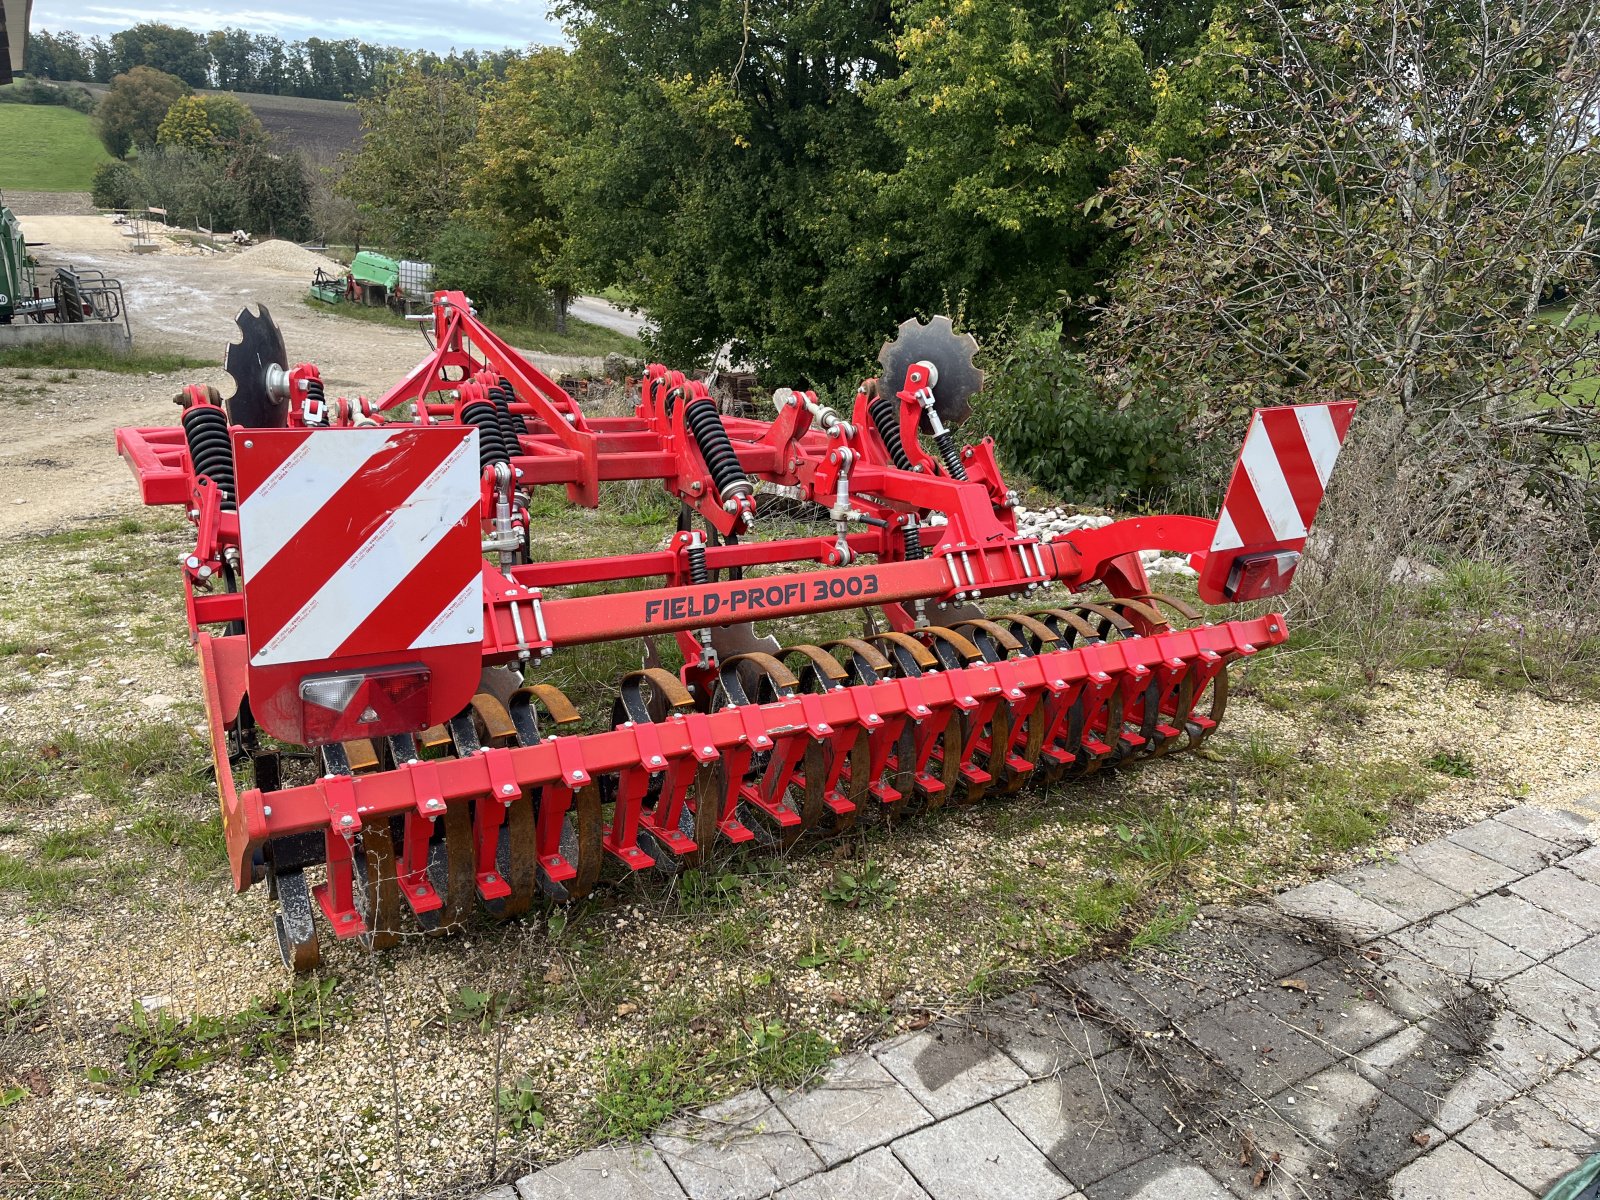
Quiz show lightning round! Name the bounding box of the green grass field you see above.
[0,106,112,191]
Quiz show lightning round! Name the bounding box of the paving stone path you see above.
[490,804,1600,1200]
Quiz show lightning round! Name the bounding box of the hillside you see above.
[77,83,361,159]
[0,105,112,191]
[206,90,361,159]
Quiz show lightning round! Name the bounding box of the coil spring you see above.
[902,523,926,561]
[182,405,237,511]
[933,429,968,481]
[490,379,523,457]
[462,399,508,469]
[868,395,914,472]
[684,398,749,500]
[686,538,711,585]
[304,376,325,415]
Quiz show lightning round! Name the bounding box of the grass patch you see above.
[303,295,646,359]
[0,106,112,190]
[585,1021,833,1142]
[39,827,101,862]
[0,853,79,905]
[87,976,350,1094]
[0,345,212,374]
[1297,759,1436,852]
[1112,803,1209,881]
[1130,902,1198,951]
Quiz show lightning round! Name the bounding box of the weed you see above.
[0,1083,26,1107]
[87,976,350,1094]
[431,985,515,1034]
[0,853,78,905]
[497,1076,546,1133]
[738,1019,834,1085]
[1130,902,1197,951]
[3,985,47,1036]
[1425,750,1476,778]
[822,860,897,908]
[128,811,225,875]
[1066,878,1141,934]
[1296,759,1432,852]
[585,1041,714,1142]
[1113,804,1208,880]
[675,868,746,914]
[795,935,869,970]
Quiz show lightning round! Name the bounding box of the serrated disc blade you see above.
[223,304,289,428]
[877,314,984,430]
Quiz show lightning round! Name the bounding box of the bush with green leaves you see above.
[0,76,96,112]
[95,142,314,238]
[90,160,140,210]
[428,222,546,318]
[976,321,1204,507]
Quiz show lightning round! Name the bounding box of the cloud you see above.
[33,1,563,51]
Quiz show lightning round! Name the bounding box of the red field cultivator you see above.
[116,297,1353,970]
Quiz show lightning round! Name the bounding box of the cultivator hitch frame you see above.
[116,297,1354,970]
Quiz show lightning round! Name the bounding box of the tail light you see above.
[1222,550,1301,601]
[299,663,432,745]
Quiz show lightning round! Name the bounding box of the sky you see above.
[33,1,562,53]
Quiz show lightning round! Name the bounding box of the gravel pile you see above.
[1014,503,1197,579]
[232,239,345,277]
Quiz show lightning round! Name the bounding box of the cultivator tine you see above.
[615,667,707,873]
[1031,607,1102,645]
[721,651,811,847]
[467,692,536,916]
[499,794,538,919]
[342,739,380,772]
[507,683,605,902]
[359,817,403,950]
[1131,592,1203,624]
[568,783,604,896]
[1098,596,1168,635]
[272,869,321,973]
[1066,600,1134,641]
[435,802,477,932]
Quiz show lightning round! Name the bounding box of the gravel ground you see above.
[3,504,1595,1199]
[3,191,98,217]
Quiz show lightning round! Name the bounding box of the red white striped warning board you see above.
[235,427,482,668]
[1198,401,1356,603]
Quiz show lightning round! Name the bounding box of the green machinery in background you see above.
[1,194,129,334]
[310,250,434,314]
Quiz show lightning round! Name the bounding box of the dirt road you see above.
[0,216,607,541]
[569,293,647,338]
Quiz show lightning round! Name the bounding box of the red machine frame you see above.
[116,293,1349,967]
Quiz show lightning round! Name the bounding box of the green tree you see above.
[197,94,264,145]
[868,0,1155,330]
[466,48,581,330]
[226,142,314,239]
[110,23,210,88]
[24,31,91,80]
[337,62,480,254]
[554,0,902,382]
[155,94,217,149]
[95,65,189,158]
